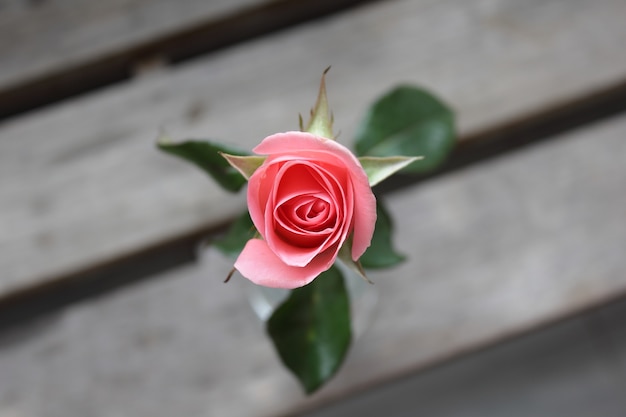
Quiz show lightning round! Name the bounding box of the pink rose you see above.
[234,131,377,289]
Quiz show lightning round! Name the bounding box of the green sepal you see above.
[212,211,256,258]
[157,137,250,192]
[220,153,266,180]
[359,198,406,269]
[359,156,423,187]
[337,236,372,284]
[304,67,334,139]
[267,265,351,394]
[354,86,455,173]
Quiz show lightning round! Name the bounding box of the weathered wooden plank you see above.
[306,303,626,417]
[1,113,625,417]
[0,0,260,91]
[2,0,626,298]
[0,0,253,80]
[0,0,369,117]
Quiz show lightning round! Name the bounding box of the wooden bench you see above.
[1,0,626,415]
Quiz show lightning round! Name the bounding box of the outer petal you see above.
[247,163,275,239]
[349,175,376,260]
[255,131,352,160]
[234,239,336,289]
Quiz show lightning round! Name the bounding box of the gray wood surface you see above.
[306,300,626,417]
[2,0,626,297]
[1,112,625,417]
[0,0,261,90]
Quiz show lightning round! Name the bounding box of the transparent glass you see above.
[246,260,378,339]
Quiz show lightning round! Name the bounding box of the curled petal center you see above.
[282,195,334,231]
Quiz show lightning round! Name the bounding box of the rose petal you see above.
[234,239,336,289]
[265,161,344,267]
[254,132,376,260]
[272,162,327,208]
[254,131,346,157]
[247,163,274,238]
[349,174,377,260]
[280,195,334,232]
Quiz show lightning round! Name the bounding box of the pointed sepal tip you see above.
[305,67,334,139]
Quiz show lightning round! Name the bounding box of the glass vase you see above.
[246,260,378,339]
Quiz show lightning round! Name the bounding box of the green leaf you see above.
[359,198,405,269]
[354,86,455,173]
[359,156,423,187]
[157,138,250,192]
[213,211,256,258]
[267,266,351,394]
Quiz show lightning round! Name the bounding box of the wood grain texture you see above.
[1,113,625,417]
[2,0,626,297]
[0,0,260,89]
[0,0,372,118]
[307,304,626,417]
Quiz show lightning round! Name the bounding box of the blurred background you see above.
[1,0,626,416]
